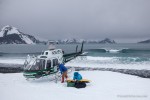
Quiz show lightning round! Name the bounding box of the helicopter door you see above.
[46,60,51,71]
[52,58,59,73]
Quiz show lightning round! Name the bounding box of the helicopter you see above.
[23,41,84,79]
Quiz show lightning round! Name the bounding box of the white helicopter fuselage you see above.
[38,49,64,63]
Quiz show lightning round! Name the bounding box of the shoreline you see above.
[0,63,23,73]
[74,67,150,78]
[0,65,150,79]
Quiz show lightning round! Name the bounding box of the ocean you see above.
[0,43,150,70]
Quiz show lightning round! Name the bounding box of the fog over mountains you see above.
[0,25,149,44]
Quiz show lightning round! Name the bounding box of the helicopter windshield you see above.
[25,59,45,71]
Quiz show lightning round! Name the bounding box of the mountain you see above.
[0,26,116,44]
[98,38,116,44]
[0,25,41,44]
[52,38,116,44]
[56,38,84,44]
[138,39,150,43]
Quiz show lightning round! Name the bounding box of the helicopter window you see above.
[46,60,51,69]
[53,59,58,66]
[45,52,48,55]
[40,56,47,58]
[29,59,45,70]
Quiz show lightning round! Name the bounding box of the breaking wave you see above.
[70,56,150,63]
[87,48,150,53]
[66,56,150,70]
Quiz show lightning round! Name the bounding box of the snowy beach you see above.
[0,44,150,100]
[0,71,150,100]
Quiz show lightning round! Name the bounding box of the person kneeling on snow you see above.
[73,72,86,88]
[59,63,68,83]
[73,72,82,81]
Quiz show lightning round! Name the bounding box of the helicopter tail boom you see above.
[63,41,84,63]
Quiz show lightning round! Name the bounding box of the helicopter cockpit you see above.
[23,49,63,78]
[24,59,46,71]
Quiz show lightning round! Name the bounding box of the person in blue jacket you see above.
[59,63,68,83]
[73,72,82,81]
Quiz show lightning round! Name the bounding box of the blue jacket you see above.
[59,64,67,74]
[73,72,82,81]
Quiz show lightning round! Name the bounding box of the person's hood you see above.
[74,72,79,76]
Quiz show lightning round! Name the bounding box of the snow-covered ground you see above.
[0,58,25,65]
[0,71,150,100]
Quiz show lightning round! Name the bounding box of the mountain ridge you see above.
[138,39,150,43]
[52,38,116,44]
[0,25,41,44]
[0,25,116,44]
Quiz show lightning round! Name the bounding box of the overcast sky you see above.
[0,0,150,43]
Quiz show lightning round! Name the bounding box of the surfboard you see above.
[66,79,90,83]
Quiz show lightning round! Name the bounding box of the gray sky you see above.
[0,0,150,43]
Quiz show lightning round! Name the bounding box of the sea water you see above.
[0,43,150,70]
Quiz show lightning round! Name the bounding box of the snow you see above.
[0,25,20,37]
[7,27,20,35]
[0,31,3,37]
[0,71,150,100]
[0,58,25,65]
[21,35,35,44]
[0,25,36,44]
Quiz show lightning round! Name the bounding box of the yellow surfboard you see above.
[66,79,90,83]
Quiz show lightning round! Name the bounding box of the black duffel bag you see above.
[75,81,86,88]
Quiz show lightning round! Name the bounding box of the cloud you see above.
[0,0,150,43]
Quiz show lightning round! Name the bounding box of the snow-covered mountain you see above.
[54,38,116,44]
[138,39,150,43]
[98,38,116,44]
[0,25,116,44]
[0,25,41,44]
[56,38,84,44]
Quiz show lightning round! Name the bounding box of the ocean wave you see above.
[121,49,150,53]
[67,56,150,64]
[107,49,120,53]
[87,48,150,53]
[66,56,150,70]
